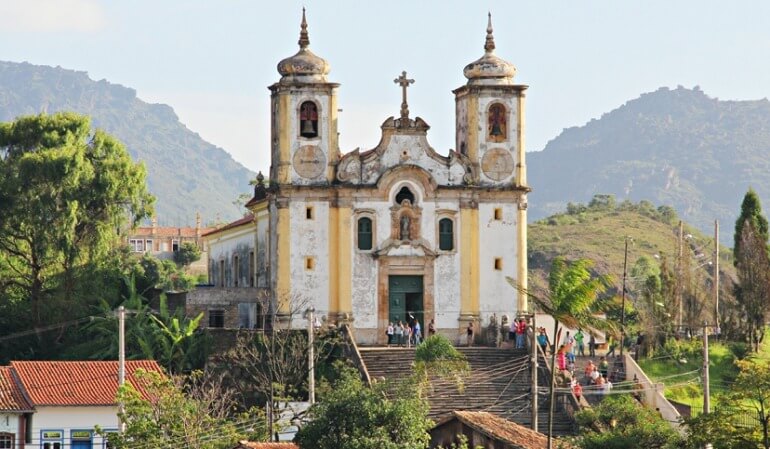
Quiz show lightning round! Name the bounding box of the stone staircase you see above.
[358,346,576,436]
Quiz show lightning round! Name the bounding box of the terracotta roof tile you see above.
[202,214,255,237]
[10,360,163,406]
[449,411,576,449]
[0,366,33,412]
[234,442,298,449]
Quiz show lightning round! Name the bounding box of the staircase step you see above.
[357,346,577,437]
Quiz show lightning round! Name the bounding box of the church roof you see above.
[276,8,330,84]
[463,14,517,85]
[202,214,255,238]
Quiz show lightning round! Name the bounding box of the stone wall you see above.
[186,287,270,329]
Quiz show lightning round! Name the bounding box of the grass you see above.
[638,332,770,416]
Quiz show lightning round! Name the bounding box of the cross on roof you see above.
[394,71,415,120]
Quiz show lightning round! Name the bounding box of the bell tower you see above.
[269,8,339,186]
[453,14,527,188]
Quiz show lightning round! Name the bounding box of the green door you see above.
[389,276,423,330]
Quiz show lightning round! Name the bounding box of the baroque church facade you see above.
[200,10,530,344]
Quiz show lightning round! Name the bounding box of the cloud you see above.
[0,0,106,32]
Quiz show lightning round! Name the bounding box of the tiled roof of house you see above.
[233,442,298,449]
[10,360,163,406]
[0,366,33,412]
[448,411,576,449]
[202,214,255,237]
[130,226,214,238]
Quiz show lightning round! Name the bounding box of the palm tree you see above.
[508,257,615,449]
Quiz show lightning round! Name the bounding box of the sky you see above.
[1,0,769,174]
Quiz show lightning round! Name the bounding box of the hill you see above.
[0,61,255,225]
[528,85,770,245]
[527,199,735,305]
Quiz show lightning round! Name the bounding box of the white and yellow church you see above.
[198,10,530,344]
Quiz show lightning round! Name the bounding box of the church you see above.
[197,10,530,345]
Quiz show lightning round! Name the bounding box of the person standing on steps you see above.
[413,320,422,345]
[589,333,597,357]
[395,321,404,347]
[515,317,527,349]
[575,329,585,356]
[466,321,475,347]
[537,327,548,355]
[428,318,436,337]
[599,356,609,379]
[387,322,394,347]
[606,334,617,357]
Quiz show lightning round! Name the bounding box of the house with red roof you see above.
[0,360,162,449]
[0,367,34,449]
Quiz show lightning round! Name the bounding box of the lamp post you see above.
[620,237,629,357]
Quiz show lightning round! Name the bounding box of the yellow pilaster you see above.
[327,92,338,182]
[460,207,480,317]
[328,207,340,315]
[338,207,352,316]
[467,96,479,163]
[276,206,291,315]
[517,205,528,312]
[278,94,292,184]
[516,93,527,186]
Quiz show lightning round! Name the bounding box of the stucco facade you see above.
[202,11,530,344]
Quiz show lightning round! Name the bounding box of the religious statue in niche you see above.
[399,214,411,240]
[299,101,319,138]
[488,103,507,142]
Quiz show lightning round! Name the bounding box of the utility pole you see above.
[118,306,126,434]
[677,221,684,329]
[620,236,629,357]
[530,312,538,432]
[703,321,710,414]
[714,220,720,333]
[307,307,316,405]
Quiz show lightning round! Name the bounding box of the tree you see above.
[508,257,614,449]
[574,395,683,449]
[734,188,769,265]
[295,367,433,449]
[174,242,202,267]
[106,369,266,449]
[0,112,153,326]
[685,359,770,449]
[67,277,207,373]
[735,221,770,352]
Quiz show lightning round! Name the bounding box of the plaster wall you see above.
[206,224,256,288]
[288,91,333,185]
[356,134,466,186]
[478,203,519,323]
[255,211,270,288]
[288,200,330,324]
[33,406,117,448]
[0,413,20,448]
[475,93,520,185]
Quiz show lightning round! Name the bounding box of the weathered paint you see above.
[276,206,291,314]
[289,201,330,314]
[205,223,256,287]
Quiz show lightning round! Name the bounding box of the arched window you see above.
[395,186,415,205]
[488,103,507,142]
[357,217,373,250]
[299,101,319,138]
[439,218,454,251]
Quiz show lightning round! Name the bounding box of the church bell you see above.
[301,119,315,136]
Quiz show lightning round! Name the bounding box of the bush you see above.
[730,341,750,360]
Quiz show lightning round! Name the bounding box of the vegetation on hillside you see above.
[0,60,254,224]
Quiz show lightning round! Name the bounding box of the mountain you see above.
[0,61,255,225]
[529,86,770,246]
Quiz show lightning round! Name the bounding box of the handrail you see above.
[339,324,372,385]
